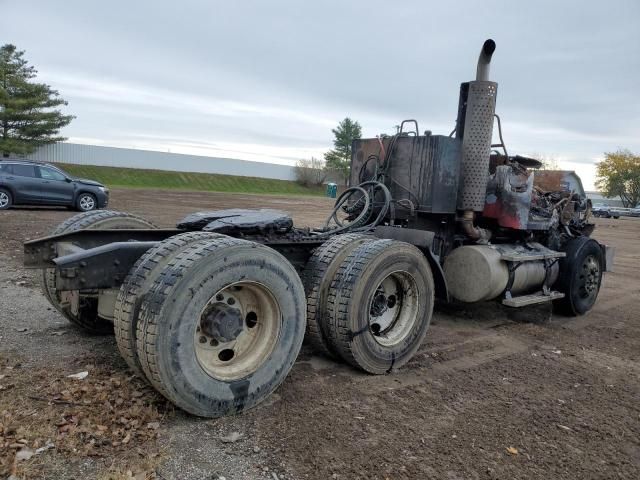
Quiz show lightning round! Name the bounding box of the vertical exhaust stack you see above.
[456,39,498,241]
[475,38,496,81]
[457,39,497,212]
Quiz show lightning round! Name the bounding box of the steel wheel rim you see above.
[194,281,282,381]
[578,254,600,301]
[80,195,95,210]
[0,192,8,208]
[368,270,419,346]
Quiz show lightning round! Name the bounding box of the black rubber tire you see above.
[325,239,434,374]
[76,192,97,212]
[302,233,373,358]
[40,210,156,334]
[553,237,604,316]
[0,188,12,210]
[113,231,223,380]
[136,237,306,417]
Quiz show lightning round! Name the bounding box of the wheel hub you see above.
[580,255,600,298]
[194,281,282,381]
[200,302,244,342]
[370,292,389,318]
[367,272,419,346]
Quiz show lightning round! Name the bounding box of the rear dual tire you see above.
[303,236,435,374]
[113,231,224,379]
[302,234,373,358]
[127,236,306,417]
[40,210,156,334]
[325,239,435,373]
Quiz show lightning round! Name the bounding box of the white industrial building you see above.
[25,142,297,181]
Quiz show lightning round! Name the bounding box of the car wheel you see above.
[0,188,12,210]
[77,193,97,212]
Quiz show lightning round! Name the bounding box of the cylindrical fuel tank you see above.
[443,245,559,303]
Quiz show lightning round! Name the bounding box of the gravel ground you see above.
[1,188,639,479]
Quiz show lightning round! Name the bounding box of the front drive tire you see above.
[553,237,604,316]
[326,239,435,374]
[136,237,306,417]
[76,193,97,212]
[41,210,156,334]
[0,188,12,210]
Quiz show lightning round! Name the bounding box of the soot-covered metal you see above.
[350,134,461,216]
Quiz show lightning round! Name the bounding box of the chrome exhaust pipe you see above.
[476,39,496,81]
[456,39,498,242]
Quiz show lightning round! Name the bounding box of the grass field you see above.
[58,163,325,196]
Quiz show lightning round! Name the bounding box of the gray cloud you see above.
[2,0,639,189]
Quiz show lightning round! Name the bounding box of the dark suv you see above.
[0,160,109,211]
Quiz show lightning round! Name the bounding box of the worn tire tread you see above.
[326,239,395,366]
[302,233,372,358]
[113,232,223,380]
[135,236,250,401]
[325,239,434,373]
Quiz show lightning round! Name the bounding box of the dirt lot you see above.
[1,188,639,480]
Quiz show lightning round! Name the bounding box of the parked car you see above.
[611,207,637,218]
[0,160,109,211]
[592,204,620,219]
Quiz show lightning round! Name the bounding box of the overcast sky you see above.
[2,0,639,190]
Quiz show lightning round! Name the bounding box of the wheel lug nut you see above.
[199,336,207,344]
[216,294,224,301]
[227,298,236,306]
[210,338,219,347]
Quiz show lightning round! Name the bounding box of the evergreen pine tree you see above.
[0,44,74,157]
[324,117,362,185]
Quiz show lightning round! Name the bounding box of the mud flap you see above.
[600,243,615,272]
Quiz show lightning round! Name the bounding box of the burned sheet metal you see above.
[350,134,461,215]
[177,209,293,235]
[483,164,534,229]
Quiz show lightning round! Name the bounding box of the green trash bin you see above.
[326,182,337,198]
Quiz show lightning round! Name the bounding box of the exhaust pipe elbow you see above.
[459,210,492,243]
[476,39,496,81]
